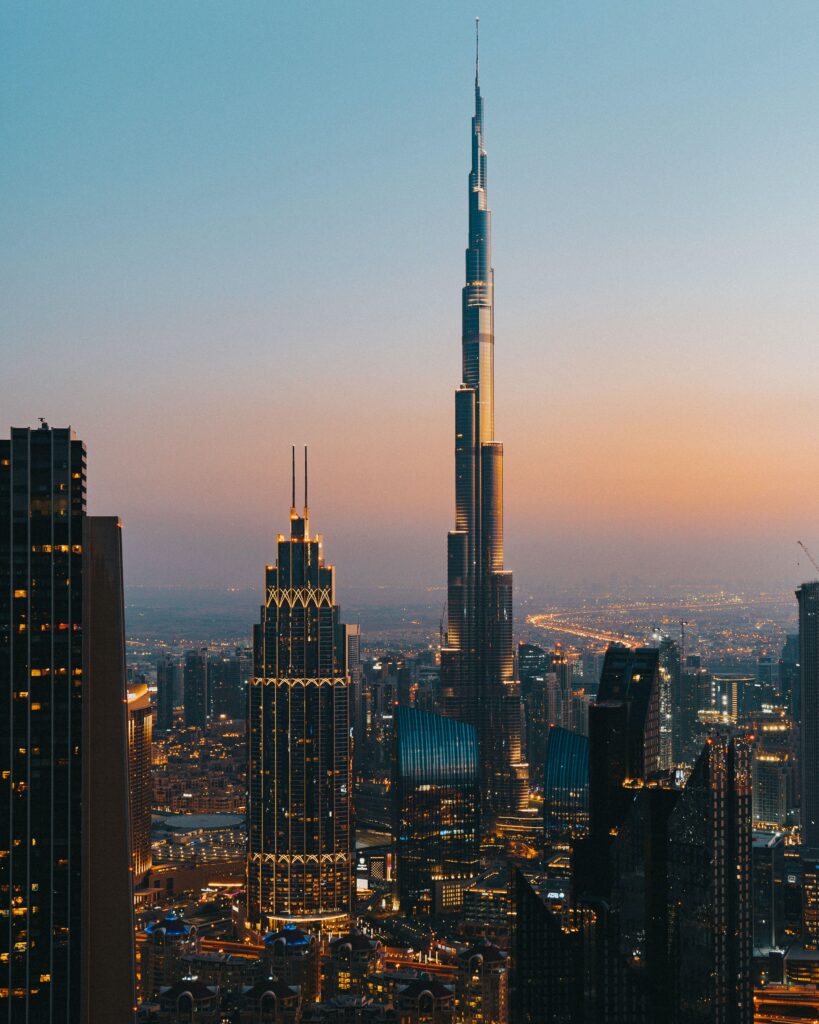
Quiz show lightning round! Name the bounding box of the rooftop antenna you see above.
[304,445,308,511]
[290,445,296,514]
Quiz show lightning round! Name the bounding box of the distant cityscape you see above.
[4,20,819,1024]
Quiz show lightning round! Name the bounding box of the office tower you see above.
[658,635,679,770]
[753,753,790,829]
[392,706,480,915]
[0,425,134,1023]
[673,655,711,765]
[440,30,528,824]
[246,451,352,931]
[752,830,787,956]
[588,646,660,839]
[667,731,753,1024]
[512,868,594,1024]
[454,939,509,1024]
[183,648,208,729]
[518,642,548,690]
[127,680,153,884]
[542,726,589,845]
[799,582,819,846]
[779,633,800,717]
[603,784,680,1021]
[156,653,179,731]
[208,651,244,719]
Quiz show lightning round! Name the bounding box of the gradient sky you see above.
[4,1,819,600]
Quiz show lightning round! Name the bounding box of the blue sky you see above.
[4,2,819,597]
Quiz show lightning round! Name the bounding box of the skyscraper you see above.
[798,581,819,846]
[183,648,208,730]
[246,449,352,932]
[441,23,528,825]
[127,680,153,884]
[667,730,753,1024]
[392,706,480,915]
[156,653,179,732]
[0,425,134,1023]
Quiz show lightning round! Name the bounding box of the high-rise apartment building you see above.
[798,581,819,846]
[392,706,480,915]
[246,452,352,931]
[128,680,153,884]
[0,424,134,1023]
[440,29,528,824]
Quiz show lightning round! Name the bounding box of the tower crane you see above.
[798,540,819,575]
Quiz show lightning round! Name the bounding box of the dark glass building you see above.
[246,454,352,931]
[156,653,179,731]
[512,868,593,1024]
[667,731,753,1024]
[392,706,479,915]
[183,648,208,730]
[0,425,134,1023]
[798,582,819,846]
[440,33,528,824]
[542,726,589,844]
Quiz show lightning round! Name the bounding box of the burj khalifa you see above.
[441,24,529,825]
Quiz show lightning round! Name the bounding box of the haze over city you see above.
[6,2,819,600]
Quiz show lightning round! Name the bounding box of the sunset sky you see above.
[5,2,819,599]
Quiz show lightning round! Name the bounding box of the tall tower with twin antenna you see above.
[246,447,353,930]
[441,23,529,824]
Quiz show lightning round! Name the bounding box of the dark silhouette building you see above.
[393,706,480,915]
[512,868,593,1024]
[246,450,352,931]
[0,425,135,1023]
[798,581,819,846]
[183,648,208,730]
[667,731,753,1024]
[156,653,179,731]
[440,28,528,824]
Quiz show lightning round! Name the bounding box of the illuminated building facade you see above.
[455,940,509,1024]
[393,706,480,916]
[542,726,589,844]
[798,581,819,846]
[440,27,528,824]
[246,452,352,930]
[0,425,134,1023]
[128,681,153,883]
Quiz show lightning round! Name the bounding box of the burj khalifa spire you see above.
[441,22,529,825]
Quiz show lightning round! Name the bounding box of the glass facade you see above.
[543,726,589,843]
[440,48,528,823]
[392,706,479,915]
[0,426,85,1021]
[246,483,352,929]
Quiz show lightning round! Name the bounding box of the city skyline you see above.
[6,3,819,597]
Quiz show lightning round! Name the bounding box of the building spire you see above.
[475,17,480,88]
[303,445,308,513]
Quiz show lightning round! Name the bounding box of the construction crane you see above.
[798,540,819,575]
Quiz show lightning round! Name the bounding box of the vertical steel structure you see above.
[247,451,352,930]
[441,25,528,822]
